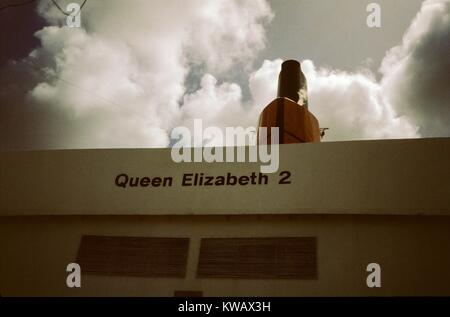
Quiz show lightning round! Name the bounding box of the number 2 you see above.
[279,171,291,184]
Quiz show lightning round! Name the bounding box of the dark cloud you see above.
[0,2,44,65]
[381,0,450,137]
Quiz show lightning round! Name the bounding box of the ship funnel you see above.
[277,60,308,108]
[258,59,320,144]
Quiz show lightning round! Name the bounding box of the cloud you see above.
[303,61,419,141]
[306,0,450,141]
[380,0,450,137]
[249,59,283,109]
[177,54,419,144]
[179,59,282,132]
[0,0,273,150]
[172,60,281,147]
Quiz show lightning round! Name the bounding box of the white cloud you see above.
[303,61,419,141]
[184,0,274,73]
[0,0,273,150]
[249,59,282,110]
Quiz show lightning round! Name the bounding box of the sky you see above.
[0,0,449,150]
[265,0,424,70]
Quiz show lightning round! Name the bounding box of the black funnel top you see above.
[277,60,308,107]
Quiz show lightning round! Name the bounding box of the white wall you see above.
[1,138,449,216]
[1,215,450,296]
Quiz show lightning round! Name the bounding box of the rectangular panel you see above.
[197,237,317,279]
[76,235,189,277]
[174,291,203,297]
